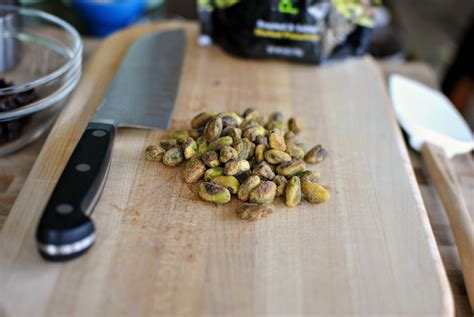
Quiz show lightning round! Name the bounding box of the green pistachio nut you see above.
[239,119,260,130]
[191,112,217,129]
[208,136,233,151]
[302,181,329,204]
[204,166,225,181]
[237,175,261,201]
[162,147,184,167]
[202,151,220,167]
[198,182,231,204]
[182,137,198,159]
[273,175,288,197]
[184,157,206,183]
[196,136,208,154]
[248,142,256,159]
[242,125,266,142]
[220,145,238,163]
[286,141,305,159]
[265,149,292,165]
[284,131,296,143]
[224,159,250,176]
[285,176,301,207]
[265,120,288,131]
[219,112,243,127]
[204,117,223,141]
[235,169,252,184]
[144,145,165,162]
[241,127,257,142]
[160,139,178,150]
[222,126,242,140]
[304,145,328,164]
[170,130,189,143]
[243,109,263,123]
[255,144,267,163]
[242,107,255,117]
[276,159,306,177]
[300,170,321,183]
[188,128,201,139]
[288,117,302,134]
[248,181,277,204]
[237,203,274,221]
[268,128,286,151]
[252,162,275,180]
[211,175,240,194]
[255,135,268,146]
[233,138,253,160]
[269,111,283,122]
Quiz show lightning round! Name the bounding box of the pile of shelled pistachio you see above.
[145,108,329,220]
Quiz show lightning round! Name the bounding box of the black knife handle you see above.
[36,122,116,262]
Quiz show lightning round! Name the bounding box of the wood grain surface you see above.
[0,22,454,316]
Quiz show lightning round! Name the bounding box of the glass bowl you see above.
[0,5,82,156]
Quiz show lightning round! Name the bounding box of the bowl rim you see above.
[0,5,83,96]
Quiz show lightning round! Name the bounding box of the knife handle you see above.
[36,122,116,262]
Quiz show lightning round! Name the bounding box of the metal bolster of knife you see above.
[36,122,116,261]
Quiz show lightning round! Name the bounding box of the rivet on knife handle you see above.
[36,122,115,261]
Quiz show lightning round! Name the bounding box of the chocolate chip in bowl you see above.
[0,78,38,144]
[0,5,82,156]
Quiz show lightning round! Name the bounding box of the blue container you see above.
[72,0,146,37]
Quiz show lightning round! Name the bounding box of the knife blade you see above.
[36,29,186,262]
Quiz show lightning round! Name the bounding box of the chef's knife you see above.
[36,29,186,262]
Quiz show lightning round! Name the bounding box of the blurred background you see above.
[4,0,474,127]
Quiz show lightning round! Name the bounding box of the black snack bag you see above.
[198,0,380,64]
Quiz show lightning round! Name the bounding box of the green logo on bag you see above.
[278,0,299,15]
[215,0,239,9]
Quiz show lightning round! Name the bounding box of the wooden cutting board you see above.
[0,22,453,316]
